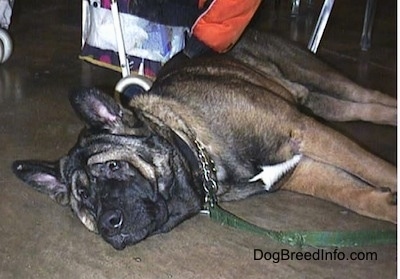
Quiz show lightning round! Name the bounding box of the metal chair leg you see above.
[307,0,335,53]
[360,0,377,51]
[291,0,301,15]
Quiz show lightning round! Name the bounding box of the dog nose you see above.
[98,209,123,236]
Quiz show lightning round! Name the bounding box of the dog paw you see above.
[379,186,392,192]
[379,187,396,205]
[389,192,397,205]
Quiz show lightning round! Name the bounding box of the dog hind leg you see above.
[233,31,397,110]
[230,45,396,126]
[299,91,397,126]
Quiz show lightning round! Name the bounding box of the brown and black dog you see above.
[13,29,396,250]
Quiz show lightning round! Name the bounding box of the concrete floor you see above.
[0,0,397,278]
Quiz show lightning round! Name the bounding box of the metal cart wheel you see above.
[114,74,153,105]
[0,28,12,63]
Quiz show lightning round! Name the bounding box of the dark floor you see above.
[0,1,397,278]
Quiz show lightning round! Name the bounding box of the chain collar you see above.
[133,105,219,214]
[194,139,219,214]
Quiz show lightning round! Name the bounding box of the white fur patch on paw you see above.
[249,155,302,191]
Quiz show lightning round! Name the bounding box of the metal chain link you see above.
[194,139,218,214]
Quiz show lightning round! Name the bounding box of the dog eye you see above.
[78,187,89,200]
[108,161,121,172]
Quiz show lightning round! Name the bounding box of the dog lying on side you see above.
[12,29,397,250]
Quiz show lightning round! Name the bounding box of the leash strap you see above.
[208,203,397,248]
[194,138,396,248]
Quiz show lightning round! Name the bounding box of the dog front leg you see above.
[293,117,397,192]
[282,157,397,223]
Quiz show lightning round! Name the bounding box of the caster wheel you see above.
[0,28,12,63]
[114,74,153,106]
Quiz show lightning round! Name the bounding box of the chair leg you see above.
[360,0,377,51]
[307,0,335,53]
[291,0,301,15]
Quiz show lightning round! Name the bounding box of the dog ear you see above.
[12,160,70,206]
[69,87,123,131]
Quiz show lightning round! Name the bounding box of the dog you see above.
[12,29,397,250]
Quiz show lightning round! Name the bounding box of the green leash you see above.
[193,138,397,248]
[208,203,397,248]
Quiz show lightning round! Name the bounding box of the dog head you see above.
[12,88,204,250]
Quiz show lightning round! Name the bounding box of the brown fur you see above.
[133,30,397,223]
[12,30,397,250]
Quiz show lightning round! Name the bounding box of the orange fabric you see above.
[192,0,261,53]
